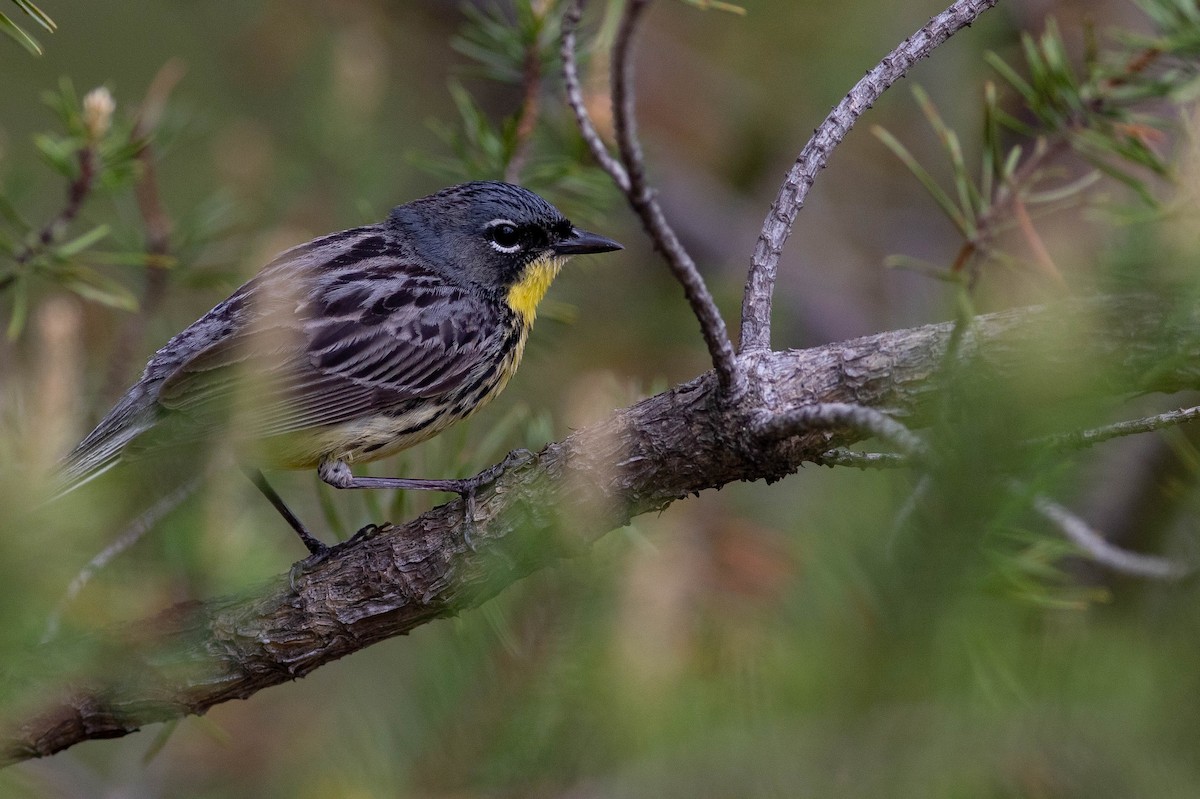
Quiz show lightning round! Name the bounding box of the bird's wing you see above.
[51,226,478,492]
[155,270,510,440]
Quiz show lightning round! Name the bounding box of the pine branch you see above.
[4,292,1199,765]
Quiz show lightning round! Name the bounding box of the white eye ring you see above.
[485,219,522,253]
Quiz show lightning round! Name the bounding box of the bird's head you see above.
[388,181,622,320]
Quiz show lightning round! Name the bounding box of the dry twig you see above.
[564,0,743,395]
[740,0,1002,351]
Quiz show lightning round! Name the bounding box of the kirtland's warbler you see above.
[55,181,622,554]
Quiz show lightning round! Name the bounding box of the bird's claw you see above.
[288,523,386,592]
[348,522,383,545]
[289,548,329,593]
[503,447,536,468]
[457,448,536,551]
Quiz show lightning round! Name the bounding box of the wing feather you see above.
[55,227,511,492]
[157,273,504,441]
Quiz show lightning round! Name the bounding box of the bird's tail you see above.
[47,387,157,500]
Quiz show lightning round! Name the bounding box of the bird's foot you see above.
[288,523,386,592]
[456,448,536,550]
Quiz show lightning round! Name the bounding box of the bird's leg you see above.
[317,450,535,549]
[244,467,329,556]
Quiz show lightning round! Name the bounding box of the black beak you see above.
[553,226,623,256]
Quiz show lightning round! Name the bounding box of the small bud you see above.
[82,87,115,140]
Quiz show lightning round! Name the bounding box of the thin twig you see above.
[1030,489,1189,580]
[504,21,544,183]
[1037,405,1200,452]
[817,448,910,469]
[41,477,200,643]
[605,0,742,395]
[13,145,97,268]
[740,0,1002,352]
[564,0,740,393]
[561,0,630,191]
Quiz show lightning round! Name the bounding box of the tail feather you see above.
[49,386,158,499]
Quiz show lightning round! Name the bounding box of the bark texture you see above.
[4,294,1199,765]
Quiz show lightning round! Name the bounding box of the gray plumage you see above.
[55,182,621,503]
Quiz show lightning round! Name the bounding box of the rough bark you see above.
[4,293,1199,765]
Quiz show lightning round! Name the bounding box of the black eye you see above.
[486,221,521,251]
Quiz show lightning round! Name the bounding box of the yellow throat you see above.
[506,254,565,324]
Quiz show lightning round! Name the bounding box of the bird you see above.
[53,181,623,555]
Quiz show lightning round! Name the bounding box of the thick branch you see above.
[5,293,1200,765]
[739,0,1002,351]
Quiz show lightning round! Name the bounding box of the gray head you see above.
[387,181,622,294]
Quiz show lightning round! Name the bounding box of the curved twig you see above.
[1031,491,1189,580]
[739,0,1003,352]
[561,0,630,191]
[566,0,743,396]
[756,401,929,459]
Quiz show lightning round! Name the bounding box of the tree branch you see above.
[561,0,630,191]
[739,0,1002,352]
[565,0,743,396]
[4,292,1200,765]
[1038,405,1200,452]
[1030,491,1189,580]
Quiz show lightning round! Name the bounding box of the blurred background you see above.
[4,0,1200,796]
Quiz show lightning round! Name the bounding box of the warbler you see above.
[54,181,622,554]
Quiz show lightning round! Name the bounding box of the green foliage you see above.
[453,0,561,84]
[421,78,518,181]
[36,80,142,188]
[866,1,1200,615]
[0,80,153,337]
[412,0,613,218]
[0,0,54,55]
[876,2,1200,286]
[5,3,1200,796]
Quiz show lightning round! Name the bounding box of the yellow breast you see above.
[506,255,565,324]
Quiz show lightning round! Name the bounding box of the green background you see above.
[4,1,1200,796]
